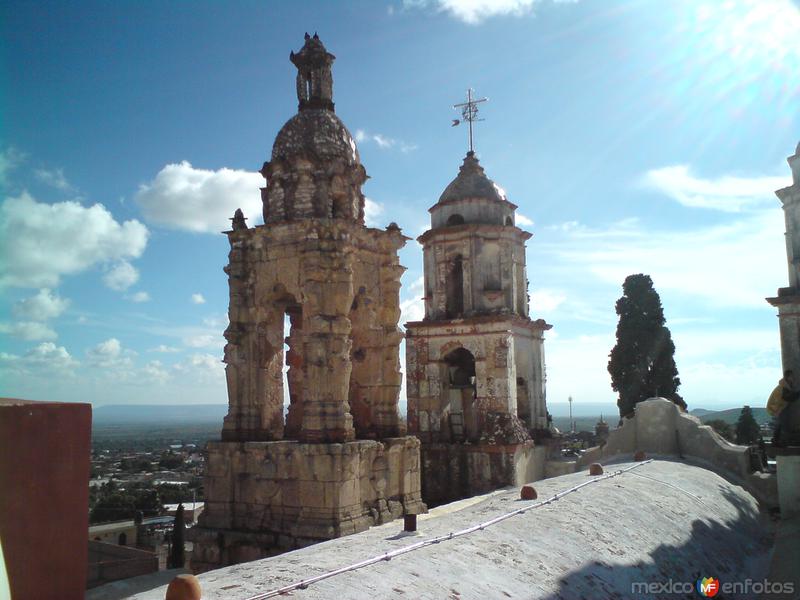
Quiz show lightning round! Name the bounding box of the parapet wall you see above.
[87,540,158,589]
[577,398,777,506]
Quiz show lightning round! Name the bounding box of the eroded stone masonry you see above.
[405,152,552,506]
[191,35,424,572]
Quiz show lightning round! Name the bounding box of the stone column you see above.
[298,230,355,443]
[373,229,407,438]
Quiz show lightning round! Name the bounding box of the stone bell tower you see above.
[191,34,424,572]
[767,141,800,444]
[405,149,552,506]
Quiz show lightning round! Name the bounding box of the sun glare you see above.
[690,0,800,88]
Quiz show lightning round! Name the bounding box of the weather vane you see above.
[452,88,488,154]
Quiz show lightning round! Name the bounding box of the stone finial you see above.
[165,574,201,600]
[290,34,336,111]
[589,463,604,476]
[520,485,538,500]
[231,208,248,231]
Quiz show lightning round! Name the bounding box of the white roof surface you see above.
[130,459,772,600]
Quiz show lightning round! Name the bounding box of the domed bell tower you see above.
[192,36,424,573]
[405,91,552,506]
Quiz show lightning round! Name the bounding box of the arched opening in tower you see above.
[447,213,465,226]
[446,255,464,318]
[283,303,304,439]
[443,347,477,441]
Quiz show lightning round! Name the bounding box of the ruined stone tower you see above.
[191,34,424,572]
[405,151,552,506]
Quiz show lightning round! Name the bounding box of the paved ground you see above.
[128,459,777,600]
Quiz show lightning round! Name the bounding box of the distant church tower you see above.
[767,142,800,437]
[405,144,552,506]
[192,35,424,572]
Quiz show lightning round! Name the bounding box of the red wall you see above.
[0,398,91,600]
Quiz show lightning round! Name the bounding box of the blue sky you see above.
[1,0,799,412]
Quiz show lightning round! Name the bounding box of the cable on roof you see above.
[242,459,654,600]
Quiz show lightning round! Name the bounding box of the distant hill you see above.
[689,408,716,418]
[693,407,772,426]
[93,404,227,425]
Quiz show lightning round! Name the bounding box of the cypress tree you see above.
[168,503,185,569]
[608,274,685,418]
[735,406,760,445]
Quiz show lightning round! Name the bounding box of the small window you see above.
[505,216,513,226]
[516,377,525,386]
[447,214,465,226]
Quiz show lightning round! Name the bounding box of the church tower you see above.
[405,141,552,506]
[192,35,424,572]
[767,142,800,443]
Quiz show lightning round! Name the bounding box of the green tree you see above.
[706,419,735,443]
[735,406,761,445]
[159,451,184,470]
[608,274,685,418]
[90,492,136,524]
[167,503,185,569]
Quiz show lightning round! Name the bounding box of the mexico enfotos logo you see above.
[630,576,794,597]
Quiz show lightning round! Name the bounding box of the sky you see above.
[1,0,799,414]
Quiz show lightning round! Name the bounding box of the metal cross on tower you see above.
[452,88,488,154]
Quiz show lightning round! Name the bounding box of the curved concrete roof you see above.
[130,460,772,600]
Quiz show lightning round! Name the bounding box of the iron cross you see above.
[452,89,488,154]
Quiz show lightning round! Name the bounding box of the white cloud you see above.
[364,198,385,227]
[0,321,57,341]
[530,289,565,314]
[642,165,790,212]
[0,342,79,375]
[406,0,549,24]
[142,360,170,384]
[13,288,69,321]
[135,161,263,234]
[354,129,417,153]
[538,210,785,309]
[546,333,616,406]
[103,260,139,291]
[173,353,224,383]
[86,338,135,368]
[149,344,180,353]
[187,353,220,370]
[34,167,73,192]
[400,276,426,325]
[191,293,206,304]
[184,334,219,348]
[516,212,534,227]
[128,291,151,303]
[0,192,149,288]
[0,147,25,184]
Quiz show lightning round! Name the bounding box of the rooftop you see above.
[130,459,773,600]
